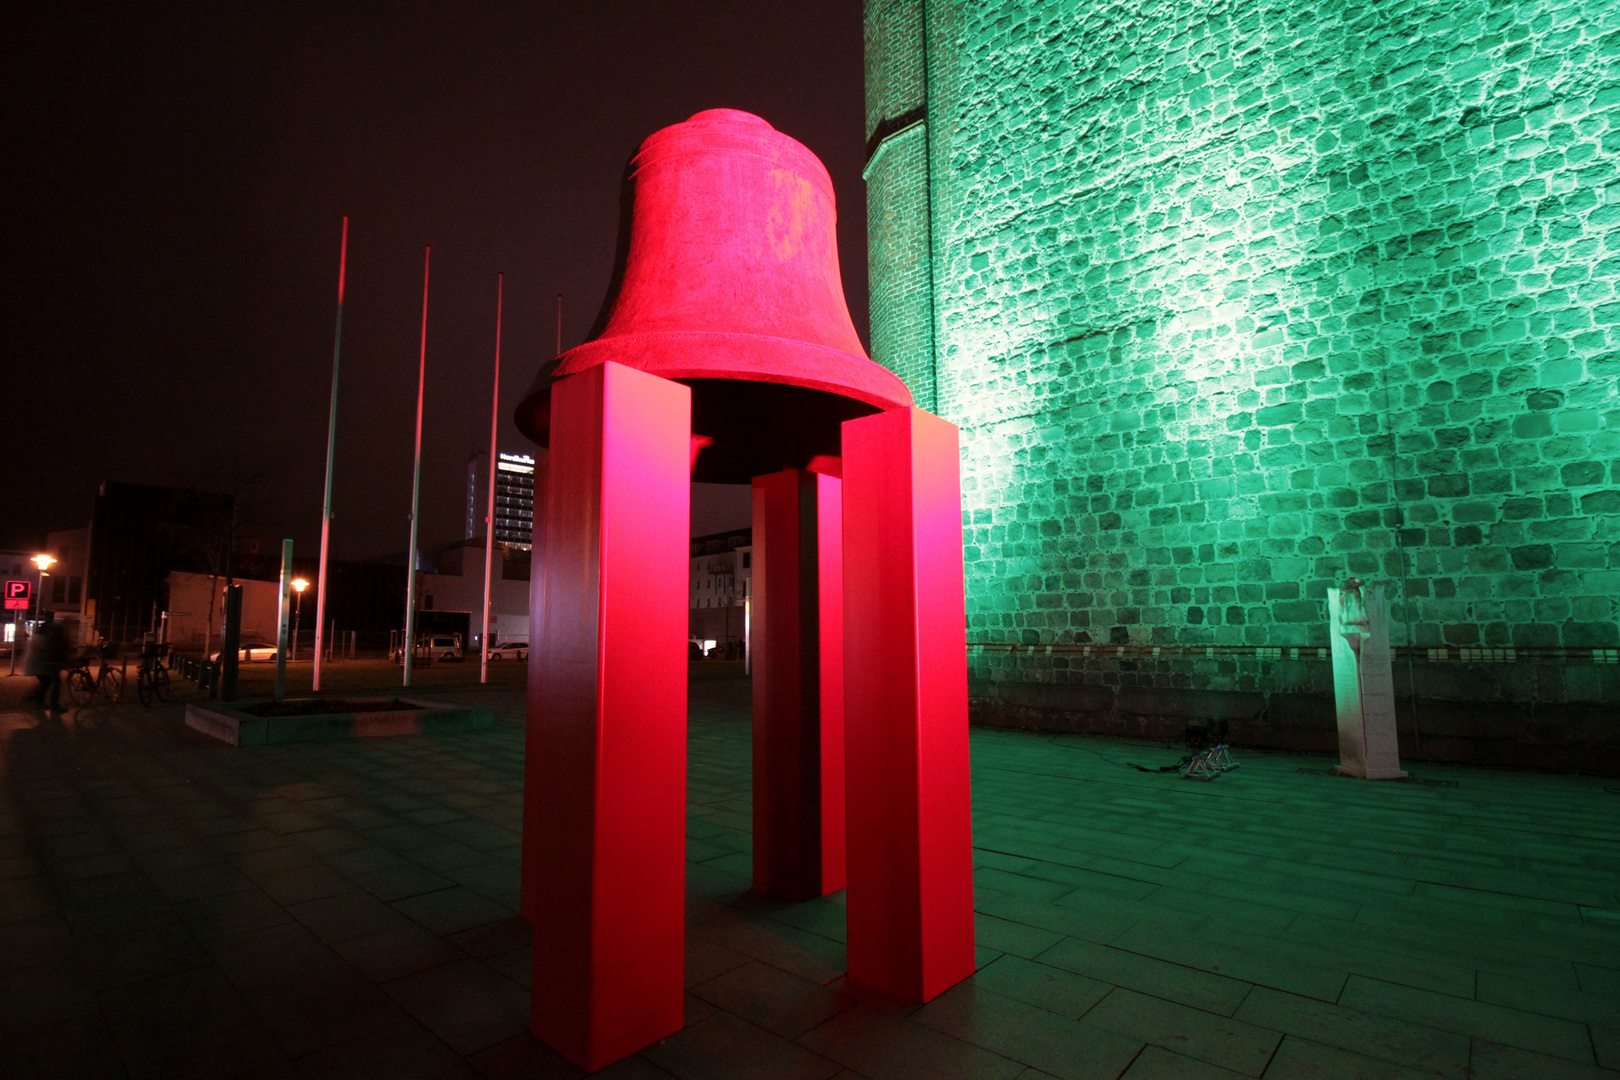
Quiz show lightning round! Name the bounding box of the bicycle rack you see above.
[1178,718,1239,781]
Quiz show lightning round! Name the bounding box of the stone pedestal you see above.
[1328,582,1407,781]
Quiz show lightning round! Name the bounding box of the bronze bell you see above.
[513,109,912,481]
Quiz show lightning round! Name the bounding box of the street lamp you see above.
[291,578,308,661]
[32,554,54,631]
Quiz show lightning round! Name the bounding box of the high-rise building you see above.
[465,451,535,550]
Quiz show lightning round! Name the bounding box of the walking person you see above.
[24,615,70,712]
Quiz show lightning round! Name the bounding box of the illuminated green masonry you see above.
[865,0,1620,659]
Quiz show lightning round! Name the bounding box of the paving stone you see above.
[691,908,846,984]
[797,1001,1026,1080]
[1476,970,1620,1029]
[9,673,1620,1079]
[289,889,417,944]
[449,914,531,959]
[466,1032,588,1079]
[241,965,411,1058]
[976,914,1066,960]
[1233,986,1469,1078]
[174,886,293,941]
[204,919,352,987]
[1592,1026,1620,1072]
[972,954,1112,1019]
[0,958,102,1037]
[1119,1045,1252,1079]
[0,1013,130,1080]
[75,920,214,990]
[644,1010,843,1080]
[0,913,78,972]
[911,981,1143,1080]
[351,862,457,903]
[1263,1035,1439,1079]
[1080,987,1279,1076]
[1577,964,1620,1000]
[98,965,262,1059]
[296,1009,484,1080]
[382,957,529,1056]
[120,1018,303,1080]
[1339,975,1596,1063]
[331,923,466,985]
[1107,922,1348,1003]
[391,885,513,937]
[692,960,856,1039]
[1036,936,1252,1017]
[445,859,521,909]
[1467,1038,1620,1080]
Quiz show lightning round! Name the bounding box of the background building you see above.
[165,572,282,651]
[865,0,1620,764]
[84,481,235,646]
[40,528,87,621]
[419,539,532,648]
[690,528,752,657]
[465,451,536,551]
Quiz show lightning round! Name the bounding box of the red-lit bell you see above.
[517,111,972,1073]
[514,109,912,481]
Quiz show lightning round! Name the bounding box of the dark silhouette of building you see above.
[85,481,234,645]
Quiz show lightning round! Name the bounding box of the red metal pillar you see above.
[841,406,976,1001]
[750,467,845,901]
[525,362,690,1071]
[520,446,547,925]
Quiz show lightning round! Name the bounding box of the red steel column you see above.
[841,406,975,1001]
[525,362,690,1071]
[750,467,845,901]
[519,447,547,925]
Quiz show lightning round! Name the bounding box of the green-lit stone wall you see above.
[864,0,937,406]
[867,0,1620,667]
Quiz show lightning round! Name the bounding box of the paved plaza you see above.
[1,662,1616,1079]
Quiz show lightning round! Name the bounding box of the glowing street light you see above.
[32,554,54,632]
[291,578,309,661]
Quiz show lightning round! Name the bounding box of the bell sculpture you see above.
[513,110,975,1071]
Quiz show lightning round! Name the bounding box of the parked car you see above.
[487,640,528,661]
[209,640,278,663]
[390,634,465,663]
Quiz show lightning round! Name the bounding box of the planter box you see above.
[184,696,493,746]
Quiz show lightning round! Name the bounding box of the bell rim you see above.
[513,333,913,447]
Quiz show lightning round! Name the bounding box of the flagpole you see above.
[403,245,430,688]
[312,216,347,693]
[480,274,502,684]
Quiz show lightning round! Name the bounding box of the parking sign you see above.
[4,580,30,611]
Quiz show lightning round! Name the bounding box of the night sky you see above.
[5,2,866,557]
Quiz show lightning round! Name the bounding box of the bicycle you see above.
[67,646,124,706]
[135,643,171,706]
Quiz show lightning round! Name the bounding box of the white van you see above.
[427,635,463,661]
